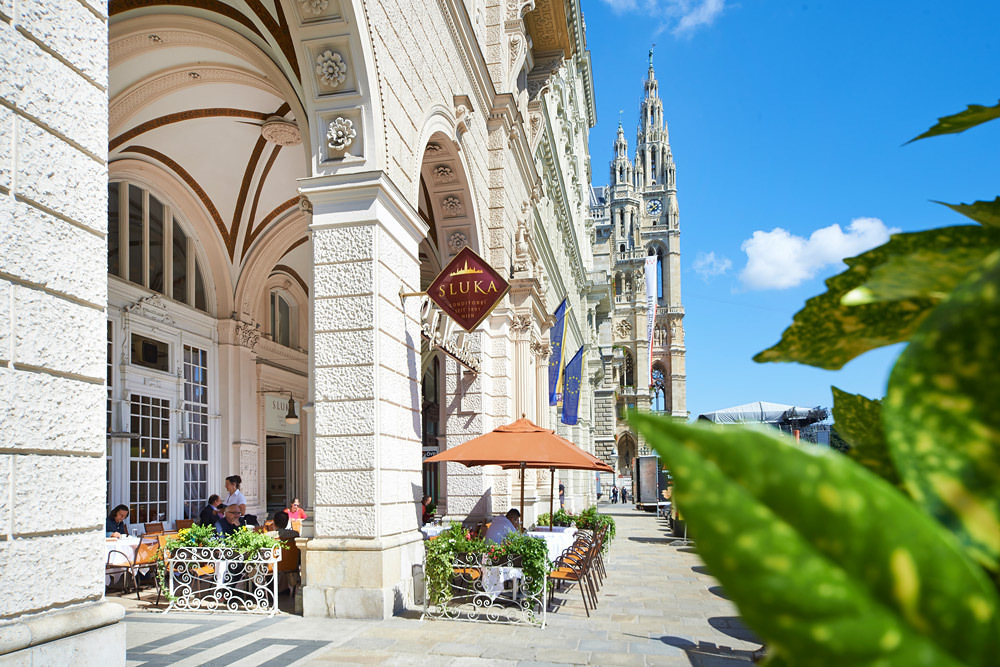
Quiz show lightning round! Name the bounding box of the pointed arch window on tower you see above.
[621,349,635,389]
[651,365,666,412]
[651,153,657,184]
[657,248,664,300]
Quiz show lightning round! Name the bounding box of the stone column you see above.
[300,172,426,619]
[0,2,125,660]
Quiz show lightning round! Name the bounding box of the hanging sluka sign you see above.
[427,246,510,332]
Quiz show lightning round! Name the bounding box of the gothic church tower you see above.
[589,52,687,476]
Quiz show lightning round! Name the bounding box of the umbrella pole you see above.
[549,467,555,531]
[519,462,526,531]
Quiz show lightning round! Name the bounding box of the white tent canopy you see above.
[697,401,827,426]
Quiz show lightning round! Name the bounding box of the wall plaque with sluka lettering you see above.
[427,246,510,332]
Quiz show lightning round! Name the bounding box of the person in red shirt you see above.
[286,498,307,521]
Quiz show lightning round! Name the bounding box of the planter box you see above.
[422,552,546,627]
[164,546,281,615]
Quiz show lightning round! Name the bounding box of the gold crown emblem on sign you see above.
[449,261,484,277]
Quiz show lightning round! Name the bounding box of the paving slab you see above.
[116,503,761,665]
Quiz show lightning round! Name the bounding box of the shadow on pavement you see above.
[707,585,729,600]
[708,616,763,644]
[627,536,678,544]
[691,565,711,575]
[657,636,757,665]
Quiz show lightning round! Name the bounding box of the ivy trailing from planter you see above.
[424,523,550,604]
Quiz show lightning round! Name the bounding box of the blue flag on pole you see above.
[561,347,584,425]
[548,299,568,405]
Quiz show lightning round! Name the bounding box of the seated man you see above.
[215,504,242,537]
[273,509,299,540]
[199,494,222,527]
[483,509,520,544]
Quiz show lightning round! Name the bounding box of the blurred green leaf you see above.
[756,233,943,369]
[631,412,1000,666]
[884,249,1000,577]
[907,100,1000,143]
[831,387,902,490]
[841,227,999,305]
[936,197,1000,228]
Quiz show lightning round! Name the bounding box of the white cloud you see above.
[599,0,727,36]
[693,251,732,281]
[739,217,899,290]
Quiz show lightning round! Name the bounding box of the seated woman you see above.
[286,499,307,521]
[106,505,129,538]
[199,494,223,527]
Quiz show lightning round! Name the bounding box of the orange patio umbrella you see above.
[423,417,613,529]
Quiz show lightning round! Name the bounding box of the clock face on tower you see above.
[646,199,662,215]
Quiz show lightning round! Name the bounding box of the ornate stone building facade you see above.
[589,56,687,476]
[1,0,602,657]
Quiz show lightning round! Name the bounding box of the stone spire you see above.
[611,119,632,186]
[635,52,670,187]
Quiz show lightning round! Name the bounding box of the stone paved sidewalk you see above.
[119,503,761,666]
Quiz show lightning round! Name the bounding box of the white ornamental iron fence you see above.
[422,552,547,628]
[165,545,281,615]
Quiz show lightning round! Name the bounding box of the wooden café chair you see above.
[144,522,164,535]
[175,519,194,530]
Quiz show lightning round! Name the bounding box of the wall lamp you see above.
[284,392,299,425]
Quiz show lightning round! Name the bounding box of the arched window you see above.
[107,182,209,313]
[651,365,666,412]
[656,248,664,300]
[621,349,635,388]
[614,273,623,297]
[270,291,293,347]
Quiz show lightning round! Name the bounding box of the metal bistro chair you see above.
[105,547,135,596]
[128,538,160,600]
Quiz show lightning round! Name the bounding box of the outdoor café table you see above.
[420,524,446,539]
[526,529,578,564]
[105,536,140,584]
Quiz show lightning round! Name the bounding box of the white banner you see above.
[644,256,658,384]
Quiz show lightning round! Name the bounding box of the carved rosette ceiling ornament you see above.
[261,116,301,146]
[447,231,467,252]
[301,0,328,16]
[434,165,456,183]
[441,195,463,217]
[315,50,347,88]
[327,117,356,151]
[614,319,632,339]
[425,142,443,153]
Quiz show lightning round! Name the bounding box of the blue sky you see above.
[582,0,1000,420]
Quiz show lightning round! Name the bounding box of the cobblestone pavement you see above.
[120,503,761,666]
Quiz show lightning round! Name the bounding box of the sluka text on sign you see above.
[427,247,510,333]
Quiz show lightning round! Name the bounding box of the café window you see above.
[108,181,209,313]
[131,333,170,372]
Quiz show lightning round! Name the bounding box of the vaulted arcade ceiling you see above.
[109,9,310,297]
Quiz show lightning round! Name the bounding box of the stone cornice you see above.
[300,170,429,259]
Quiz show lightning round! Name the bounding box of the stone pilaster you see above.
[299,172,426,619]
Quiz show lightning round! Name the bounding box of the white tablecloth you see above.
[105,536,140,584]
[481,566,523,598]
[421,524,446,539]
[527,529,578,563]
